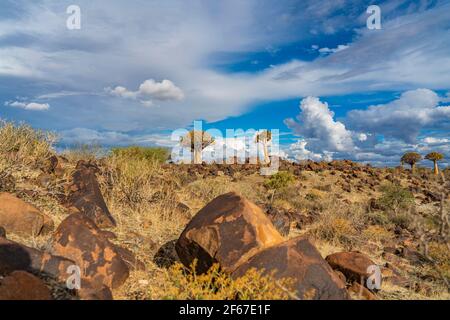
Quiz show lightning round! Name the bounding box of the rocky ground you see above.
[0,145,449,300]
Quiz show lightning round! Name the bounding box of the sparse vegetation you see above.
[111,146,169,163]
[1,121,449,301]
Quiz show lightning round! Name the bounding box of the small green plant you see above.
[264,171,295,190]
[111,146,169,163]
[376,183,415,228]
[264,171,295,202]
[377,183,414,213]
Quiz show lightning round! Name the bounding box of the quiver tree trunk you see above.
[433,160,439,175]
[263,142,270,164]
[193,148,202,164]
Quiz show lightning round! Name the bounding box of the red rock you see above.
[326,252,375,283]
[0,237,74,280]
[0,271,52,300]
[51,213,129,289]
[66,164,116,228]
[0,193,54,236]
[233,237,349,300]
[176,192,283,273]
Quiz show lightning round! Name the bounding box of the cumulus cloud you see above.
[4,101,50,111]
[106,79,184,106]
[345,89,450,143]
[285,96,355,155]
[288,140,333,162]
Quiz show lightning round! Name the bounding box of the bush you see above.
[0,120,56,166]
[264,171,295,190]
[111,146,169,163]
[158,261,296,300]
[377,183,414,213]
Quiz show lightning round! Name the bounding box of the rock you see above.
[78,283,113,300]
[0,271,52,300]
[0,227,5,238]
[51,213,129,289]
[326,252,375,283]
[233,237,349,300]
[66,165,116,228]
[0,237,74,280]
[176,192,283,273]
[0,193,54,236]
[347,282,378,300]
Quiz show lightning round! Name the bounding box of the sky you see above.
[0,0,449,167]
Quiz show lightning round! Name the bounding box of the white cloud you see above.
[285,96,355,154]
[423,137,450,145]
[106,79,184,106]
[138,79,184,101]
[346,88,450,143]
[288,140,333,162]
[317,44,349,54]
[4,101,50,111]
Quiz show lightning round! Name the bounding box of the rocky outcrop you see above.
[233,237,349,300]
[176,192,283,273]
[0,193,54,236]
[51,213,129,290]
[65,161,116,228]
[0,237,74,281]
[0,271,52,300]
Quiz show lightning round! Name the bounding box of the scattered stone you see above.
[326,252,375,283]
[78,283,114,300]
[233,237,349,300]
[0,193,54,237]
[0,271,52,300]
[0,237,74,280]
[66,163,116,228]
[51,213,129,289]
[176,192,283,273]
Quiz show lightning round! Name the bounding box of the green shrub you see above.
[111,146,169,163]
[264,171,295,190]
[377,183,414,213]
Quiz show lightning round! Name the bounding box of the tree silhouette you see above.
[425,152,444,175]
[180,130,214,164]
[256,130,272,164]
[401,152,422,173]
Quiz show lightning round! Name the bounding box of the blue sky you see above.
[0,0,449,166]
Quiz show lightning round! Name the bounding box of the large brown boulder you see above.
[233,236,349,300]
[325,252,375,283]
[65,163,116,228]
[0,193,54,236]
[0,271,52,300]
[51,213,129,290]
[0,237,74,280]
[176,192,283,273]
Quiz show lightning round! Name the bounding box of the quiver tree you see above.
[425,152,444,175]
[401,152,422,173]
[180,130,214,164]
[256,130,272,164]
